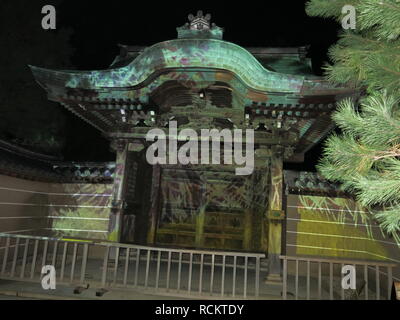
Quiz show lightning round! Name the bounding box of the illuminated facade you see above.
[25,12,399,281]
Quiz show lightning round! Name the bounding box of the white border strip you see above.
[288,205,368,214]
[0,186,112,197]
[0,202,111,209]
[48,228,108,233]
[2,228,41,234]
[0,216,109,221]
[48,216,109,221]
[1,227,108,234]
[287,230,399,247]
[286,243,400,264]
[287,217,381,229]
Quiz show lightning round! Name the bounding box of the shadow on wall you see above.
[0,175,50,235]
[0,174,112,240]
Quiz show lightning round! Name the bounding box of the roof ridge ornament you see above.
[177,11,223,39]
[188,10,212,30]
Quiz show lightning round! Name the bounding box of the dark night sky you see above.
[20,1,341,169]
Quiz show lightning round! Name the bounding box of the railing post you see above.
[341,263,345,300]
[134,248,140,287]
[41,240,48,269]
[144,249,150,289]
[123,248,130,287]
[10,237,20,277]
[30,239,39,279]
[113,247,120,285]
[210,254,214,295]
[177,252,182,293]
[376,265,380,300]
[1,236,10,275]
[255,256,260,298]
[188,253,193,295]
[318,262,322,300]
[80,243,89,285]
[282,257,287,300]
[244,256,248,299]
[59,242,68,282]
[364,264,369,300]
[329,262,333,300]
[295,259,299,300]
[156,251,161,290]
[101,246,110,288]
[198,253,204,295]
[232,256,237,298]
[307,260,311,300]
[387,266,393,300]
[70,243,78,283]
[221,255,225,297]
[20,239,29,279]
[51,241,58,268]
[166,251,171,291]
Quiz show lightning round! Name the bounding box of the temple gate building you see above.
[0,12,395,289]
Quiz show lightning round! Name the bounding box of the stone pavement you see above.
[0,279,188,300]
[0,278,283,300]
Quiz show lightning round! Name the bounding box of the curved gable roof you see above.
[30,38,305,94]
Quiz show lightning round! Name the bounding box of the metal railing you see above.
[0,233,92,287]
[0,233,265,299]
[99,242,264,298]
[281,255,398,300]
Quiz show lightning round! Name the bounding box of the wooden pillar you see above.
[265,146,285,284]
[243,174,254,251]
[254,147,271,253]
[195,174,207,248]
[195,210,205,248]
[147,164,161,245]
[108,139,129,242]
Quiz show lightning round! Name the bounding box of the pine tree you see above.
[306,0,400,241]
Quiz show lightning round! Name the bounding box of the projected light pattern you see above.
[286,194,400,263]
[47,183,112,240]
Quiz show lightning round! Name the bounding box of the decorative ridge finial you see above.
[177,11,223,39]
[187,10,212,30]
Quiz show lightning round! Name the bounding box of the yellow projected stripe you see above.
[287,230,399,247]
[287,243,400,263]
[288,205,367,214]
[61,238,93,243]
[287,217,381,228]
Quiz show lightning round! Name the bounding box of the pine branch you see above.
[359,0,400,40]
[375,205,400,235]
[308,0,400,241]
[306,0,361,22]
